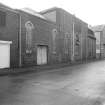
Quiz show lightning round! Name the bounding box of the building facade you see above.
[0,4,58,68]
[92,25,105,59]
[40,7,88,62]
[0,4,19,68]
[16,9,58,67]
[0,4,96,69]
[87,28,96,59]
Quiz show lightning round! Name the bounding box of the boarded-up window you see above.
[0,11,6,26]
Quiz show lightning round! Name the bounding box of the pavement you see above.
[0,58,101,76]
[0,60,105,105]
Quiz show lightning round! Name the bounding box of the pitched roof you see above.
[0,3,18,13]
[39,7,59,14]
[91,25,105,31]
[21,8,46,20]
[88,28,94,35]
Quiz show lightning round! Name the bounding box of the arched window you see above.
[25,21,34,54]
[52,29,57,54]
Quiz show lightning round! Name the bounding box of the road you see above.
[0,60,105,105]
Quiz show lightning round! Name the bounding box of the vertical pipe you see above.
[71,15,75,62]
[81,33,82,62]
[19,15,22,67]
[100,32,101,59]
[72,21,74,61]
[86,30,88,62]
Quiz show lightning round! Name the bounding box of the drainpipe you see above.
[81,33,82,62]
[71,15,75,62]
[72,21,75,61]
[19,15,22,67]
[86,32,88,62]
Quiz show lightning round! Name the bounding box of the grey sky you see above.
[0,0,105,26]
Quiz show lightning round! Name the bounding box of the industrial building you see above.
[0,4,57,68]
[92,25,105,59]
[87,28,96,59]
[16,9,58,67]
[40,7,89,61]
[0,4,96,69]
[0,4,19,68]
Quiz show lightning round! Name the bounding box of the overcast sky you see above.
[0,0,105,26]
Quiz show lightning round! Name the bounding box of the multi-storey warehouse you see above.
[0,4,96,69]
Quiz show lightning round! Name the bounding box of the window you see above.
[52,29,57,54]
[0,11,6,27]
[75,45,79,56]
[25,21,34,54]
[64,33,69,54]
[75,33,80,45]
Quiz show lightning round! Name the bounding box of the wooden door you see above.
[37,46,47,65]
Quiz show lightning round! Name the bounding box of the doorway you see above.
[0,41,12,68]
[37,45,48,65]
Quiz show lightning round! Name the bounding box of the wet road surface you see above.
[0,60,105,105]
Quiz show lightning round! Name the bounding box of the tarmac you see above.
[0,59,105,105]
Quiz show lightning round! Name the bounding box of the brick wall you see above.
[0,7,19,68]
